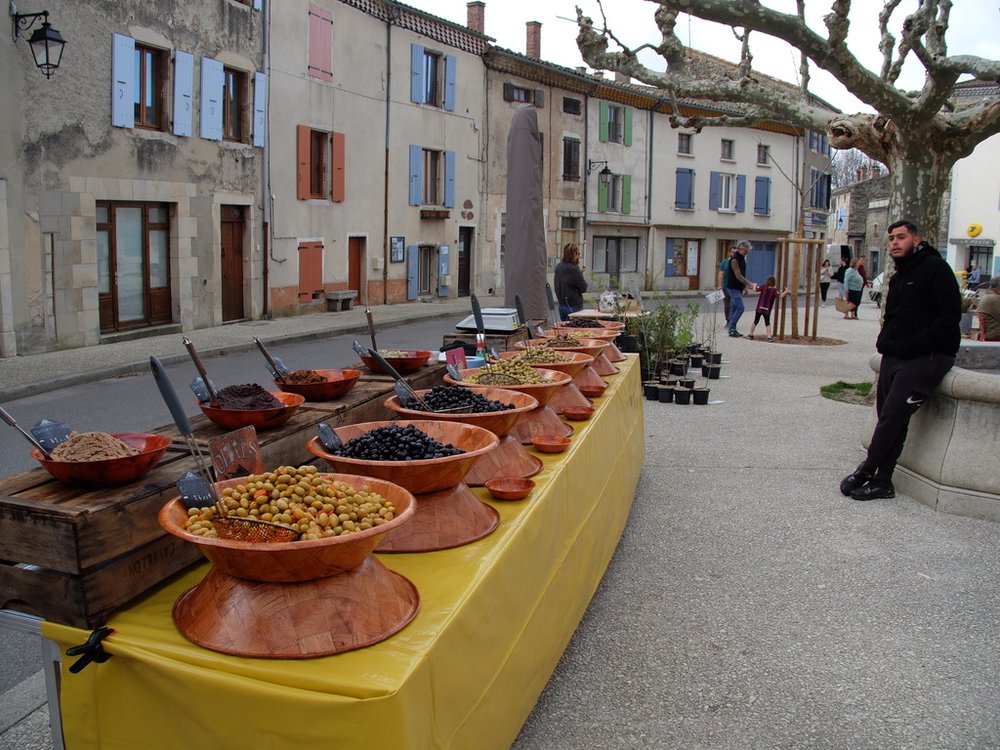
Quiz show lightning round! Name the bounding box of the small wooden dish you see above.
[484,477,535,501]
[531,435,572,454]
[360,350,432,375]
[274,369,361,401]
[198,391,305,431]
[577,385,606,398]
[32,433,172,486]
[561,406,594,421]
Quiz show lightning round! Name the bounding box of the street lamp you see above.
[587,159,613,186]
[11,7,66,79]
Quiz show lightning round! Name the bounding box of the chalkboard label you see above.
[177,471,214,509]
[263,356,290,379]
[317,422,342,451]
[445,363,463,381]
[30,419,71,452]
[189,377,217,403]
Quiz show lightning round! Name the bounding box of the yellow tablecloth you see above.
[43,356,643,750]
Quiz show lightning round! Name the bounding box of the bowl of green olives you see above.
[359,349,432,375]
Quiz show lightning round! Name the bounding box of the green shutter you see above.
[623,107,633,147]
[599,101,609,142]
[598,178,609,212]
[621,175,631,214]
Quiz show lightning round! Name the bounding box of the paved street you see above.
[2,297,999,749]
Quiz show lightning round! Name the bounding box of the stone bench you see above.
[325,290,357,312]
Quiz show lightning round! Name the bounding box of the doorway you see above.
[220,205,245,321]
[418,245,435,295]
[348,236,364,304]
[458,227,472,297]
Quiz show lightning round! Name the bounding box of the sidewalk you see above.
[4,299,998,750]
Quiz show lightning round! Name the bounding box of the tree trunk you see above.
[883,150,957,249]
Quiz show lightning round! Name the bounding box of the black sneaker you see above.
[729,330,743,338]
[850,480,895,501]
[839,464,871,496]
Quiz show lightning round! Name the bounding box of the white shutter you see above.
[111,33,135,128]
[200,57,224,141]
[252,72,267,147]
[172,50,194,137]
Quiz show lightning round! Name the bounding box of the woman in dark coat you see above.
[554,243,588,321]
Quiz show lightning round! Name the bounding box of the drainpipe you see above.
[646,105,654,291]
[261,0,271,317]
[382,5,400,304]
[582,93,589,259]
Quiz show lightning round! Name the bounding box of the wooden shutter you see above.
[443,55,456,111]
[599,101,609,142]
[443,150,456,208]
[664,238,675,277]
[172,50,194,136]
[308,6,333,81]
[675,168,693,209]
[408,145,423,205]
[298,241,324,301]
[111,33,135,128]
[598,179,609,213]
[252,72,267,147]
[200,57,224,141]
[754,176,771,215]
[709,171,721,210]
[736,174,747,213]
[621,175,632,215]
[533,89,545,108]
[330,132,345,202]
[623,107,633,147]
[296,125,311,200]
[406,245,419,299]
[410,44,424,103]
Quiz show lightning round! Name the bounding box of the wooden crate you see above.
[0,365,445,628]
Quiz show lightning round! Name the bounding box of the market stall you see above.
[38,356,642,749]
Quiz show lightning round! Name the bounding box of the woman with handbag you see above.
[842,259,864,319]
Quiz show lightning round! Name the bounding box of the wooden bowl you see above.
[540,328,617,341]
[158,474,416,581]
[359,350,432,375]
[557,319,626,331]
[274,369,361,401]
[306,420,499,495]
[383,387,538,438]
[32,433,172,486]
[484,477,535,501]
[530,435,572,454]
[562,406,595,421]
[497,350,594,379]
[198,391,304,431]
[577,385,607,398]
[443,367,572,408]
[516,337,609,357]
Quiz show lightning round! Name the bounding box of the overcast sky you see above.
[413,0,998,114]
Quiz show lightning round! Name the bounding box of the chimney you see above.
[466,2,484,34]
[526,20,541,59]
[615,71,630,84]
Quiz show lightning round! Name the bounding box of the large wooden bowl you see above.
[306,420,499,495]
[443,367,572,408]
[359,350,432,375]
[158,474,416,581]
[32,433,172,486]
[516,337,608,357]
[383,387,538,438]
[497,350,594,379]
[556,319,626,331]
[198,391,305,431]
[274,369,362,401]
[540,328,618,341]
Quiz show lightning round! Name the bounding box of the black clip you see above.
[66,627,115,674]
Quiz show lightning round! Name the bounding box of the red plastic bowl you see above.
[199,391,305,431]
[562,406,595,421]
[275,369,361,401]
[484,477,535,501]
[530,435,572,454]
[32,432,173,486]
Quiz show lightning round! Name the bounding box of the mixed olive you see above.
[462,359,547,385]
[513,346,572,364]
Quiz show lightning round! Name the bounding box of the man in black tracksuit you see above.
[840,220,961,501]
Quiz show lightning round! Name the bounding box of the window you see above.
[721,139,734,160]
[757,144,770,165]
[503,83,543,106]
[678,133,692,155]
[297,126,346,201]
[592,237,639,274]
[559,216,580,249]
[309,130,326,197]
[598,174,632,214]
[607,105,623,143]
[599,101,632,145]
[423,149,441,205]
[810,169,832,209]
[133,44,164,129]
[423,51,440,107]
[223,67,245,141]
[410,44,455,110]
[562,97,582,115]
[562,137,580,181]
[96,202,172,333]
[710,171,746,212]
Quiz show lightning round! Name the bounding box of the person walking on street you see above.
[856,257,869,288]
[820,259,832,307]
[832,257,848,297]
[718,247,736,324]
[839,220,961,501]
[975,274,1000,340]
[554,243,588,321]
[726,240,756,337]
[746,276,788,341]
[843,259,864,319]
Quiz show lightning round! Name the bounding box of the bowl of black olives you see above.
[383,386,538,439]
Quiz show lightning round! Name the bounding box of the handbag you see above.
[835,298,856,313]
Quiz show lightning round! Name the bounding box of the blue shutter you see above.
[664,238,675,277]
[410,44,424,103]
[200,58,224,141]
[111,33,135,128]
[709,171,721,210]
[438,245,450,297]
[754,176,771,215]
[675,168,693,209]
[172,50,194,136]
[443,55,456,111]
[444,150,456,208]
[736,174,746,213]
[406,245,419,299]
[252,72,267,147]
[408,145,422,206]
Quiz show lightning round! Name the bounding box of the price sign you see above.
[176,471,214,509]
[262,356,290,379]
[30,419,71,452]
[317,422,342,451]
[445,363,463,381]
[189,378,217,403]
[209,426,264,480]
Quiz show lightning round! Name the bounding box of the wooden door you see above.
[220,206,245,321]
[458,227,472,297]
[348,236,364,304]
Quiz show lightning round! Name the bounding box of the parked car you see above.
[868,272,885,307]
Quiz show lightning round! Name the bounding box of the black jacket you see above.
[554,261,587,309]
[876,243,961,359]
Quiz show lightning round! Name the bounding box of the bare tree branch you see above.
[878,0,905,82]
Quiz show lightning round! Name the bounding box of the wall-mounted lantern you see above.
[11,6,66,79]
[587,159,613,186]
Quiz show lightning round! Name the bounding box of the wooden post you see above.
[811,240,821,340]
[803,242,813,336]
[790,241,802,338]
[776,239,787,340]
